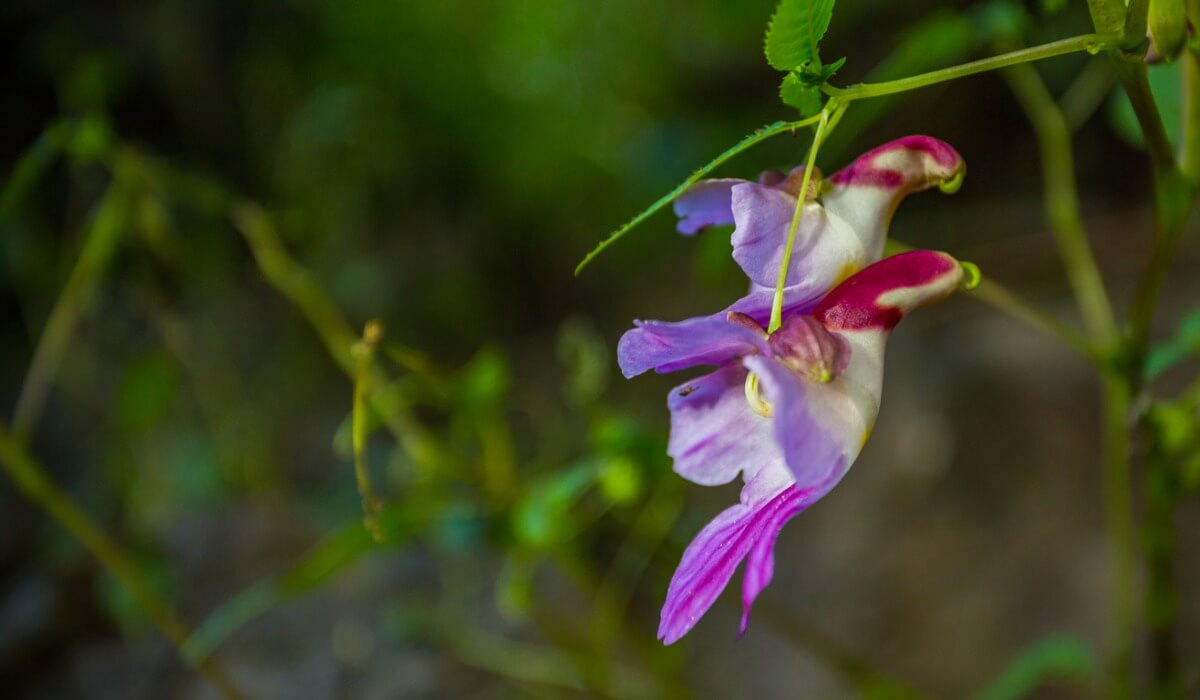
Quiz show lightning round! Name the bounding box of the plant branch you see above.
[0,424,250,699]
[823,34,1120,102]
[1002,60,1119,347]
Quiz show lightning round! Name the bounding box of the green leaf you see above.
[972,635,1098,700]
[780,73,824,116]
[1147,307,1200,378]
[1108,60,1183,152]
[1041,0,1068,14]
[765,0,837,72]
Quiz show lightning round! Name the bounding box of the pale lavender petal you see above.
[743,355,848,488]
[658,466,814,645]
[617,313,768,379]
[673,178,745,235]
[667,364,780,487]
[729,183,866,300]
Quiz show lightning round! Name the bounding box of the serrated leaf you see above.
[780,73,824,116]
[765,0,837,72]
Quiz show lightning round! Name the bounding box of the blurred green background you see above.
[1,0,1197,698]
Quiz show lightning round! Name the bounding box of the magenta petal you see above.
[617,312,767,379]
[658,475,814,645]
[673,179,745,235]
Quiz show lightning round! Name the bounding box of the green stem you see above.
[574,114,823,276]
[1002,60,1119,347]
[1143,432,1182,700]
[1101,374,1136,700]
[1183,48,1200,183]
[1060,58,1116,131]
[768,108,829,333]
[13,158,132,436]
[823,34,1121,102]
[352,320,386,542]
[0,424,249,700]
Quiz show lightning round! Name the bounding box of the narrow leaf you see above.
[765,0,837,71]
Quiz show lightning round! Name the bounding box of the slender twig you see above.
[13,157,132,435]
[1002,59,1119,347]
[822,34,1120,101]
[352,320,387,542]
[0,424,250,699]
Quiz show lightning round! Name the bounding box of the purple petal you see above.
[729,183,805,287]
[673,179,746,235]
[743,355,848,488]
[667,364,780,487]
[617,312,767,379]
[658,468,814,645]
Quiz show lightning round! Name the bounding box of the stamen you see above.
[743,372,773,417]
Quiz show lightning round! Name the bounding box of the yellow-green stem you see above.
[768,109,828,334]
[1002,60,1119,347]
[352,320,387,542]
[0,424,249,700]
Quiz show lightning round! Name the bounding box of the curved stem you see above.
[823,34,1120,102]
[0,425,250,699]
[1002,60,1119,347]
[574,114,823,275]
[768,108,829,333]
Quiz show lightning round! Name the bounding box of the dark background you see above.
[1,0,1197,697]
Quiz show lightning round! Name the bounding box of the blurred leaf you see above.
[556,317,610,406]
[1041,0,1068,13]
[512,461,596,548]
[972,635,1098,700]
[116,353,178,432]
[495,553,536,621]
[598,456,641,505]
[781,73,824,116]
[1108,60,1183,152]
[764,0,837,72]
[457,345,510,412]
[1147,307,1200,378]
[1149,0,1189,62]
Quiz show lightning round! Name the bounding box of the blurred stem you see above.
[768,108,829,333]
[1060,58,1116,131]
[352,320,387,542]
[1183,49,1200,183]
[1143,430,1182,699]
[12,157,132,436]
[231,200,444,472]
[1101,374,1136,700]
[822,34,1121,101]
[1002,59,1119,348]
[887,239,1097,361]
[751,598,931,699]
[0,424,250,700]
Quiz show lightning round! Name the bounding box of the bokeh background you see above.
[2,0,1198,698]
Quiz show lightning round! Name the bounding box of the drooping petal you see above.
[673,179,744,235]
[729,183,866,298]
[658,464,810,645]
[823,136,965,260]
[617,313,768,378]
[743,355,849,488]
[813,250,965,332]
[666,363,780,487]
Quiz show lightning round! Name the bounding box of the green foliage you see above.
[972,636,1098,700]
[1108,60,1183,151]
[1149,0,1188,62]
[1147,307,1200,378]
[765,0,837,72]
[781,72,825,116]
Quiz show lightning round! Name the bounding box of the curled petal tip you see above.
[959,260,982,291]
[938,167,966,194]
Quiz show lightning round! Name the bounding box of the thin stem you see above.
[352,320,387,542]
[768,108,828,333]
[1143,437,1182,699]
[574,114,823,275]
[823,34,1121,102]
[1060,58,1116,131]
[886,239,1098,361]
[1183,48,1200,183]
[1002,60,1119,347]
[13,159,131,436]
[1101,374,1136,700]
[0,424,249,700]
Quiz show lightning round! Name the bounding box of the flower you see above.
[639,250,969,644]
[619,135,965,379]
